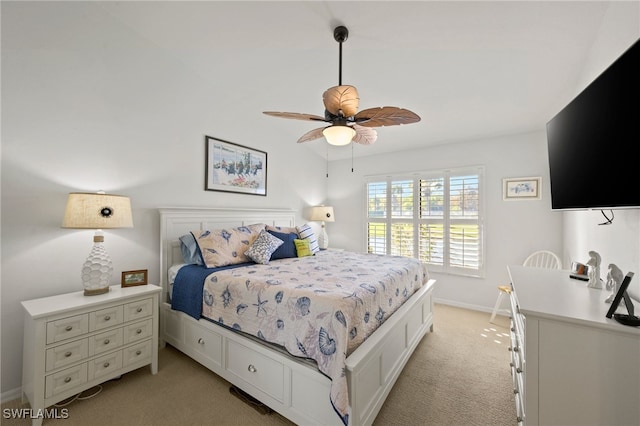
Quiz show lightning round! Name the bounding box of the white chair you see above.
[489,250,562,323]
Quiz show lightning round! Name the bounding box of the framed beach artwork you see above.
[503,176,541,200]
[121,269,148,287]
[205,136,267,196]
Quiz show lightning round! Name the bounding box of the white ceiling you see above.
[12,1,633,160]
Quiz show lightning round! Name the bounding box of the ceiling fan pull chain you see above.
[326,143,329,178]
[351,143,354,173]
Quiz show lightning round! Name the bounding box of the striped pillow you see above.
[296,223,319,254]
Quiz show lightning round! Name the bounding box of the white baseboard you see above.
[1,387,22,404]
[433,297,509,317]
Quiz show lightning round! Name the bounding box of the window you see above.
[366,167,483,277]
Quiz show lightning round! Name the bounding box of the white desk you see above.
[507,265,640,426]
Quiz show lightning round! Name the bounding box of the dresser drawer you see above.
[123,340,152,367]
[45,363,88,398]
[89,305,124,332]
[124,298,152,322]
[45,338,89,372]
[46,314,89,344]
[226,340,284,401]
[123,319,153,344]
[89,328,124,356]
[88,351,123,380]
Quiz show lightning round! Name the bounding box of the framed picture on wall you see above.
[205,136,267,196]
[503,176,541,200]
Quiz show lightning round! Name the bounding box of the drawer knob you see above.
[104,339,110,345]
[197,338,205,345]
[248,364,257,373]
[136,307,143,313]
[65,326,73,332]
[516,367,523,374]
[64,351,72,358]
[516,416,523,423]
[136,329,142,334]
[104,315,111,321]
[513,346,519,352]
[136,350,142,356]
[513,388,519,395]
[103,362,110,368]
[64,377,72,383]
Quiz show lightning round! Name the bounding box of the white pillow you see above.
[296,223,320,254]
[244,230,284,264]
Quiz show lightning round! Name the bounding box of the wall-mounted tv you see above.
[546,38,639,210]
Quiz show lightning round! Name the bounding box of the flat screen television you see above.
[546,38,640,210]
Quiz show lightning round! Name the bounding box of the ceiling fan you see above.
[263,26,421,146]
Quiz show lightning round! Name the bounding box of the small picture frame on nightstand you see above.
[121,269,148,287]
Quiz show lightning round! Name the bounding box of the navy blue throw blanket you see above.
[171,263,253,319]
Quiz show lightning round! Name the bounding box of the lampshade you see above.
[309,206,335,222]
[62,192,133,296]
[309,206,334,250]
[62,192,133,229]
[323,125,355,146]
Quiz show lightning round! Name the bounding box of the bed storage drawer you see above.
[226,340,285,402]
[184,319,223,369]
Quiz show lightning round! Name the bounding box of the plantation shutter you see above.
[365,167,483,277]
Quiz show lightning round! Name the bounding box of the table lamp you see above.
[62,192,133,295]
[309,206,335,250]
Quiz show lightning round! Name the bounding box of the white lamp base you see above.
[82,233,113,296]
[318,223,329,250]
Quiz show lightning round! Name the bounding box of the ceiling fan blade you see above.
[322,85,360,117]
[352,125,377,145]
[354,107,421,127]
[297,127,327,143]
[263,111,327,122]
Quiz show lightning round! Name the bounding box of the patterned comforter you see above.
[195,250,428,425]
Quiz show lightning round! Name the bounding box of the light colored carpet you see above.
[2,304,515,425]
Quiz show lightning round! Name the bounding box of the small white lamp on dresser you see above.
[309,205,334,250]
[62,192,133,296]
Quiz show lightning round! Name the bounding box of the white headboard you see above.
[158,207,296,303]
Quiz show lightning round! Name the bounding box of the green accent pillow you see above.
[294,238,312,257]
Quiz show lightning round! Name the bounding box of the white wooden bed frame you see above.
[158,207,435,426]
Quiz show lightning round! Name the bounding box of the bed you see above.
[159,207,435,426]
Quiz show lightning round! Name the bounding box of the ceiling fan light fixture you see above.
[323,125,356,146]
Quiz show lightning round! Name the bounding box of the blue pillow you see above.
[268,230,298,260]
[179,233,204,265]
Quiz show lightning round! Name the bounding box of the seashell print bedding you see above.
[199,250,429,425]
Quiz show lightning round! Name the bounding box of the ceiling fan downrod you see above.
[333,26,349,86]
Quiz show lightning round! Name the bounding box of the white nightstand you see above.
[21,284,161,426]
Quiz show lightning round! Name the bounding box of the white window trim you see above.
[364,166,485,278]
